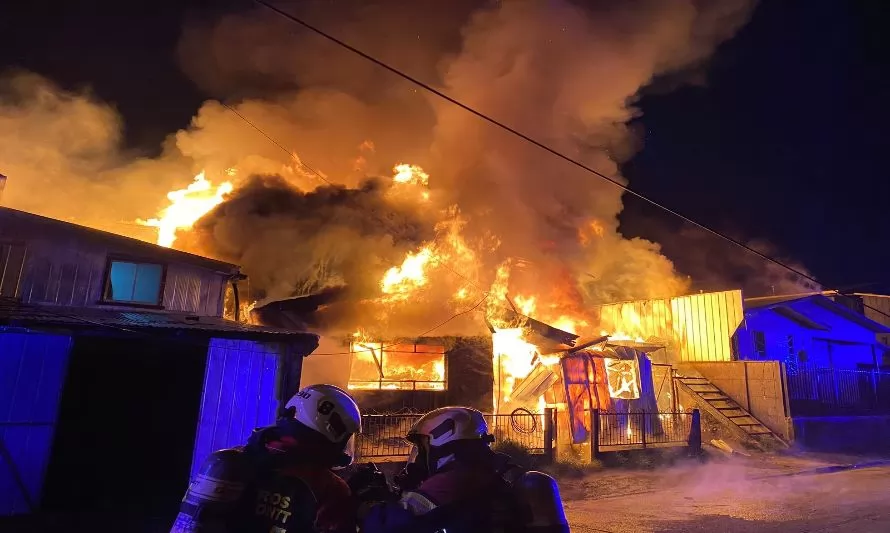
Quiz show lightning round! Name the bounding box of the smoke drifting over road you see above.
[0,0,766,334]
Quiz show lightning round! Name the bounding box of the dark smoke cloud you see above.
[182,174,437,301]
[648,225,821,298]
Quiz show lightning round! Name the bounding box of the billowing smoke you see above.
[180,175,437,300]
[0,71,192,237]
[1,0,764,336]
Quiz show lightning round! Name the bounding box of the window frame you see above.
[752,330,767,360]
[99,256,168,309]
[347,342,448,391]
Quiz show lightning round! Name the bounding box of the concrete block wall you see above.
[684,361,793,441]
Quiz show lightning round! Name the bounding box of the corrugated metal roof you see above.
[0,298,318,343]
[0,207,240,274]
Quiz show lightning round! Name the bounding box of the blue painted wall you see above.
[189,338,284,478]
[0,332,71,515]
[737,301,880,370]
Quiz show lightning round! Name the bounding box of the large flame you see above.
[380,245,435,300]
[138,170,233,247]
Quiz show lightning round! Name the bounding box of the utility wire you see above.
[252,0,819,288]
[253,0,890,323]
[310,292,491,356]
[220,102,335,186]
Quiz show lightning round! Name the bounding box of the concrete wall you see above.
[687,361,793,441]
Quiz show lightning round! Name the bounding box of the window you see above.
[103,260,165,305]
[753,331,767,360]
[348,342,446,391]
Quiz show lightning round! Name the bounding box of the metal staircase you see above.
[675,375,788,451]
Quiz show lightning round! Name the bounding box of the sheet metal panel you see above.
[0,332,72,515]
[189,339,283,478]
[163,263,225,316]
[597,290,743,363]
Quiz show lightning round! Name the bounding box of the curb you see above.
[763,459,890,479]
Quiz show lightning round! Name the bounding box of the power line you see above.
[220,101,335,186]
[252,0,822,289]
[310,292,491,356]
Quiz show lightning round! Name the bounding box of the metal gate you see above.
[0,331,72,515]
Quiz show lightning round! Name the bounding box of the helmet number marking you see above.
[317,400,335,415]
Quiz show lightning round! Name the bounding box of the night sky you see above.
[1,0,887,294]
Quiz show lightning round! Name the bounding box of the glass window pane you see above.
[107,262,137,302]
[132,263,163,304]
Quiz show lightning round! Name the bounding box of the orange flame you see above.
[380,245,435,300]
[392,163,429,186]
[138,170,233,247]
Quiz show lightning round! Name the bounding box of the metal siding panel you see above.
[690,295,703,362]
[0,333,71,515]
[190,339,282,478]
[677,296,689,361]
[715,292,730,361]
[707,293,721,361]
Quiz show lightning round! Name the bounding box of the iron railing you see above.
[786,366,890,415]
[355,410,553,461]
[592,410,697,452]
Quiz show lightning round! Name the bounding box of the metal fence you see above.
[593,410,698,453]
[786,366,890,416]
[355,410,552,461]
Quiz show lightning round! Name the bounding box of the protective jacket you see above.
[360,451,569,533]
[170,428,357,533]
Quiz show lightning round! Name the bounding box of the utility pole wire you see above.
[250,1,890,324]
[220,101,335,186]
[252,0,820,288]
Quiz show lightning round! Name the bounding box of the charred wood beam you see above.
[565,336,610,354]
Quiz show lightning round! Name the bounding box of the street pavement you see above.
[561,454,890,532]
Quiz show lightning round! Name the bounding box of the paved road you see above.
[562,459,890,532]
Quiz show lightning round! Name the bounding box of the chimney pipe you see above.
[0,173,6,205]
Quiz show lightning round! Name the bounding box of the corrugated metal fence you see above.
[0,332,71,515]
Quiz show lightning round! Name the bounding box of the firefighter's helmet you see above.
[285,384,362,445]
[404,406,493,475]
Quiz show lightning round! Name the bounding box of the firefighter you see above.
[358,406,571,533]
[169,384,362,533]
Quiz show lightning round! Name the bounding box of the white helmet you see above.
[285,384,362,446]
[404,406,493,474]
[408,406,490,447]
